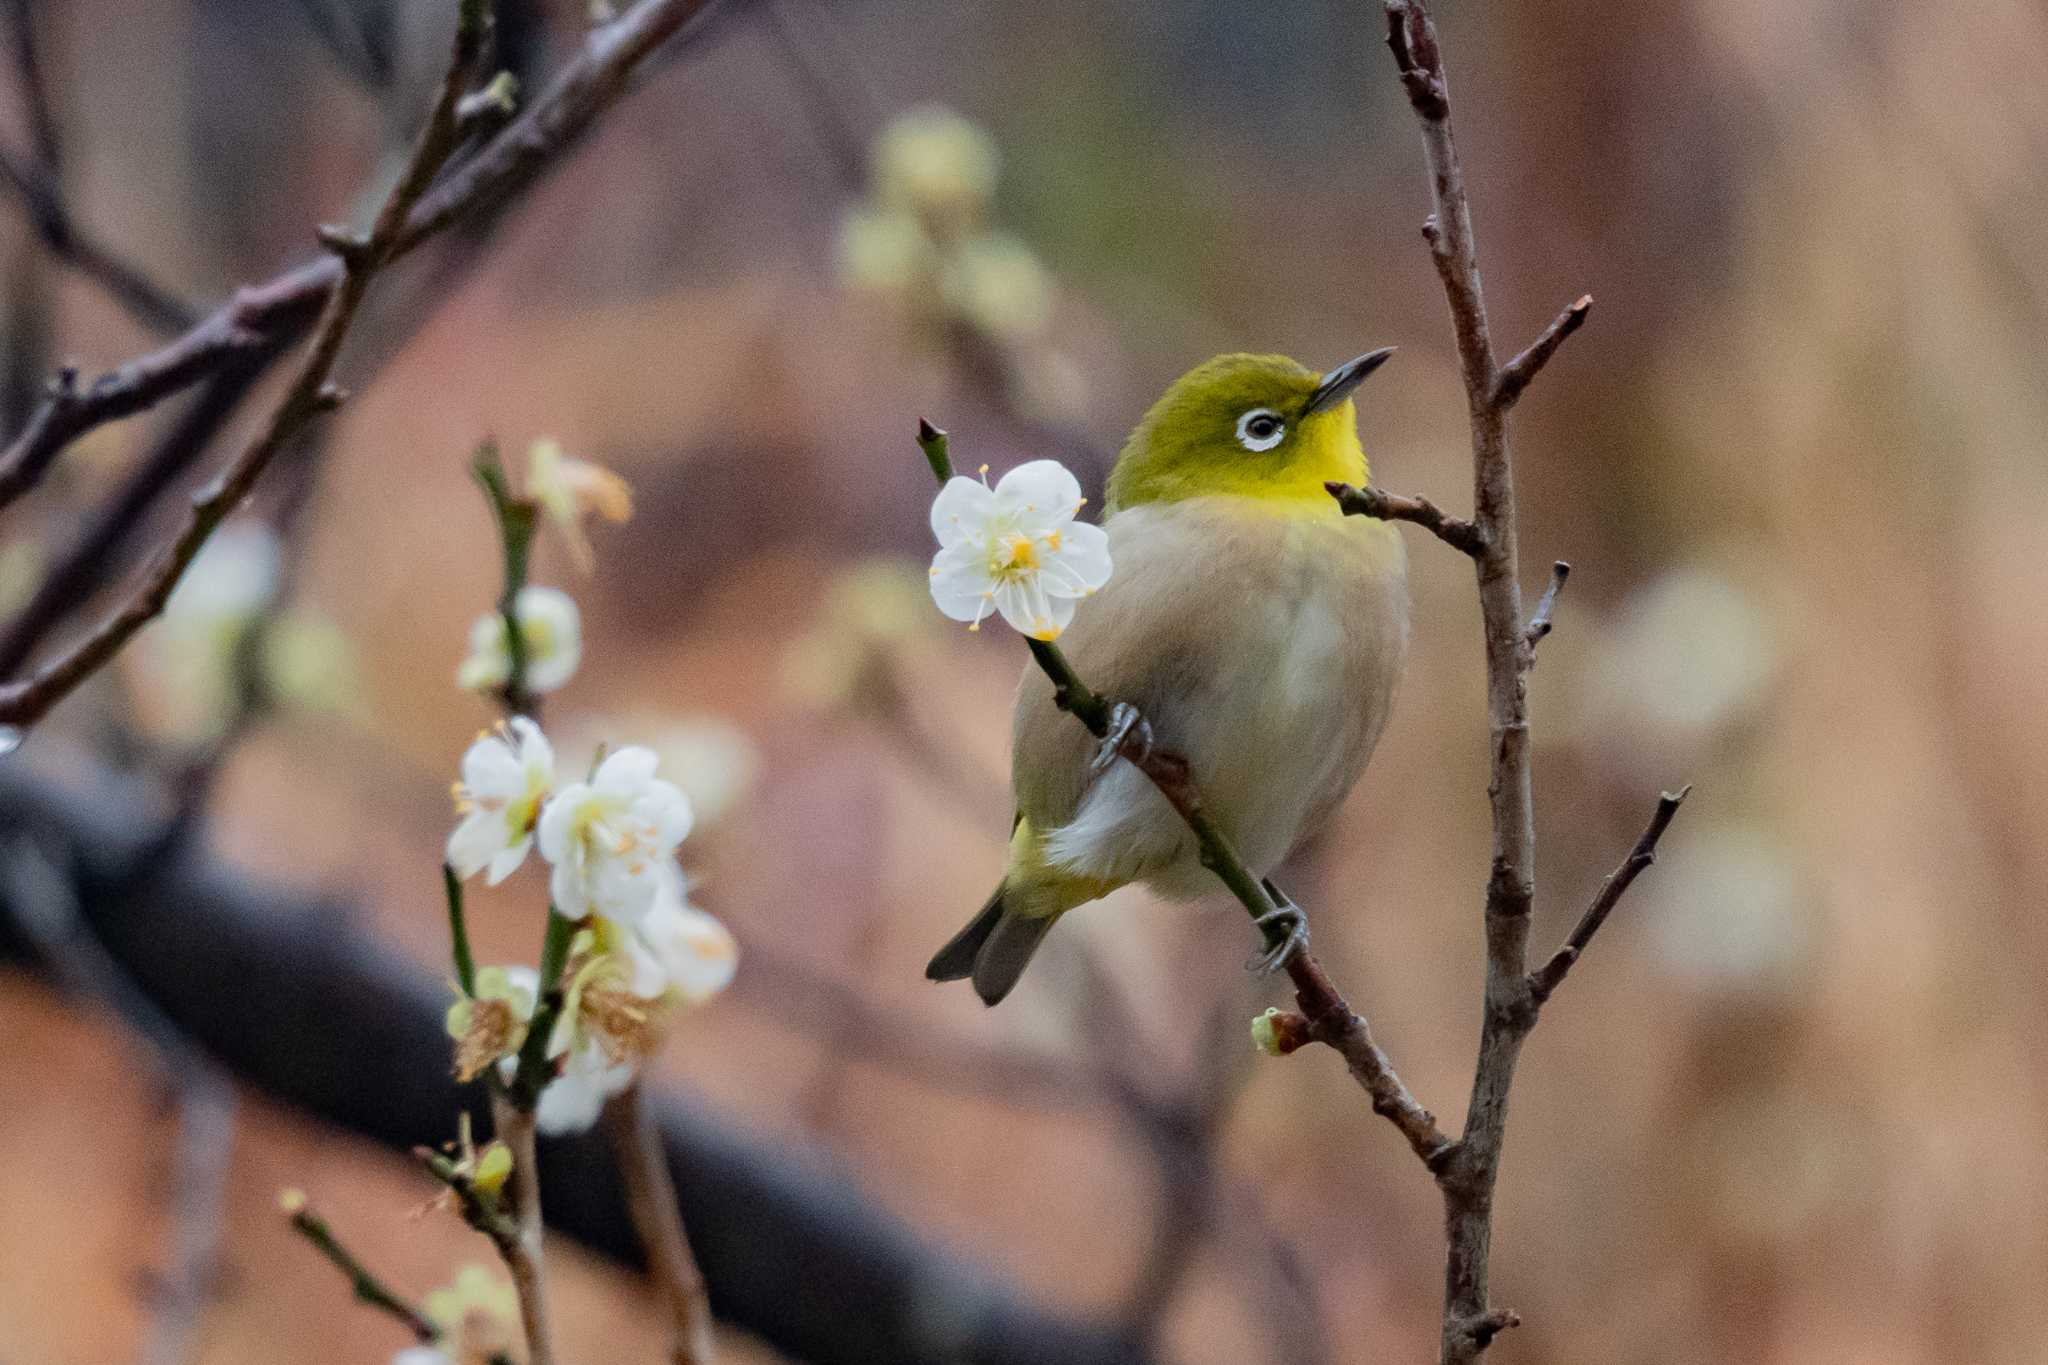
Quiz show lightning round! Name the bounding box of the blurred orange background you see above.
[2,1,2046,1362]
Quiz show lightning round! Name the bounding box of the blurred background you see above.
[1,0,2045,1362]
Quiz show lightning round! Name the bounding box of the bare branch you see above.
[489,1096,561,1365]
[1325,479,1485,556]
[609,1083,717,1365]
[1491,295,1592,410]
[0,0,720,520]
[1528,787,1691,1004]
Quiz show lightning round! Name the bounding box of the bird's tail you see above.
[924,882,1058,1007]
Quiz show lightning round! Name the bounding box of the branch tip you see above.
[1494,294,1594,409]
[1325,480,1484,556]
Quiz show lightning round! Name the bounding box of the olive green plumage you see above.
[928,350,1410,1005]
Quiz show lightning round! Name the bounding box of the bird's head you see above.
[1105,349,1394,512]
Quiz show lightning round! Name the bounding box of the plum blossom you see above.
[456,585,581,695]
[446,718,555,884]
[928,459,1111,640]
[536,746,692,921]
[527,438,632,573]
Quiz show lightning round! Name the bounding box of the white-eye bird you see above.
[927,349,1410,1005]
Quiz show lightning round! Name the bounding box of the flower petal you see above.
[928,544,995,622]
[929,474,996,546]
[993,460,1083,525]
[1047,520,1111,592]
[593,745,659,793]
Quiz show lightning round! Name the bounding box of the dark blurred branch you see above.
[0,834,237,1365]
[1374,4,1681,1360]
[0,0,495,731]
[0,149,199,335]
[609,1083,716,1365]
[0,0,732,626]
[0,760,1149,1365]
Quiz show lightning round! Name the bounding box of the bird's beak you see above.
[1301,347,1396,416]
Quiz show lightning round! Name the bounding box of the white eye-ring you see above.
[1236,408,1286,452]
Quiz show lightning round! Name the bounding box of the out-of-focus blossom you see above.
[527,438,632,574]
[873,105,999,228]
[630,861,739,1006]
[447,718,556,884]
[928,459,1111,639]
[837,204,936,296]
[537,746,692,921]
[260,615,359,715]
[416,1264,520,1365]
[134,520,285,738]
[1647,822,1817,998]
[1583,566,1778,744]
[942,232,1053,342]
[557,713,758,831]
[456,585,581,695]
[444,966,535,1082]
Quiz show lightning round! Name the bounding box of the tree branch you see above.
[490,1094,561,1365]
[0,760,1148,1365]
[282,1192,440,1344]
[1490,295,1591,410]
[1378,4,1678,1360]
[609,1082,717,1365]
[0,0,726,518]
[1325,480,1485,556]
[1527,787,1690,1005]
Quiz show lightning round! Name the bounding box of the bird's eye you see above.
[1236,408,1286,452]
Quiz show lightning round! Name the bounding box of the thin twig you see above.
[608,1082,716,1365]
[0,0,494,730]
[1528,787,1690,1004]
[1523,560,1569,655]
[1490,295,1592,410]
[490,1094,560,1365]
[0,147,198,334]
[1325,480,1485,557]
[282,1193,438,1342]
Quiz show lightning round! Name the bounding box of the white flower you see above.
[527,438,632,574]
[456,586,581,695]
[941,231,1053,342]
[534,1040,636,1136]
[166,520,281,621]
[447,719,555,883]
[536,747,693,921]
[629,862,739,1005]
[927,460,1111,639]
[391,1348,450,1365]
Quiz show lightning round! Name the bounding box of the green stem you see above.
[443,863,477,997]
[916,418,954,483]
[1024,637,1112,736]
[508,909,578,1110]
[471,440,540,718]
[285,1201,437,1341]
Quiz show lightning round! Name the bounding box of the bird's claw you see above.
[1248,892,1310,974]
[1092,701,1150,774]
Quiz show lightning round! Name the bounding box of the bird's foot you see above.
[1092,701,1151,774]
[1248,879,1311,974]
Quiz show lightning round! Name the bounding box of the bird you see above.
[926,349,1410,1005]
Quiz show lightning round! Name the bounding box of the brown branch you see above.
[489,1094,561,1365]
[0,0,719,521]
[1326,479,1485,556]
[1379,4,1680,1362]
[0,0,719,729]
[0,146,198,335]
[1491,295,1591,410]
[609,1082,717,1365]
[1528,787,1690,1005]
